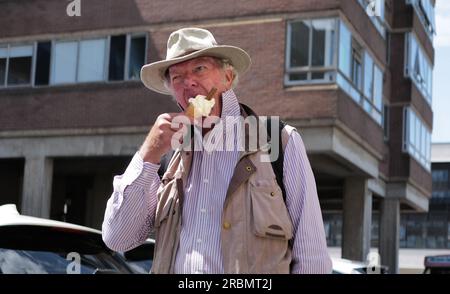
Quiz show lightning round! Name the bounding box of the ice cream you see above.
[184,87,217,119]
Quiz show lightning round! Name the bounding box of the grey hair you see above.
[163,57,239,92]
[217,58,239,89]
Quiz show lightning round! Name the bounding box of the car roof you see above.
[0,204,100,235]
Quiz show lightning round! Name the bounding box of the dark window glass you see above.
[128,36,146,80]
[290,21,310,67]
[289,73,307,81]
[312,72,325,80]
[35,42,51,86]
[311,27,325,66]
[7,57,32,85]
[108,35,126,81]
[351,52,362,90]
[0,58,6,86]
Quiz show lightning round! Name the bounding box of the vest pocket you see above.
[250,183,293,240]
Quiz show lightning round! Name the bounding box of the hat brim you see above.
[140,45,251,95]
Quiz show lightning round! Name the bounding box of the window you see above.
[286,18,384,125]
[78,39,107,82]
[382,103,389,140]
[405,32,433,105]
[0,47,7,86]
[286,18,336,84]
[35,42,51,86]
[406,0,436,39]
[358,0,386,38]
[351,40,363,91]
[108,35,126,81]
[128,36,146,80]
[432,170,449,198]
[52,41,78,84]
[0,45,33,87]
[0,33,147,89]
[403,107,431,170]
[337,21,383,124]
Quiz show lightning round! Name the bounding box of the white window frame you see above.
[336,20,384,125]
[406,0,436,40]
[404,32,433,105]
[403,106,431,171]
[285,18,338,86]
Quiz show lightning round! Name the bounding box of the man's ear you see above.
[224,68,234,88]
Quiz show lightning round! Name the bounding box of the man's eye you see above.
[171,75,181,82]
[195,65,206,72]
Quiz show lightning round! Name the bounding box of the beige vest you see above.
[151,107,296,274]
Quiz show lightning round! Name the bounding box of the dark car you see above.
[0,204,140,274]
[122,239,154,273]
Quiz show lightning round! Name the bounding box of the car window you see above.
[123,259,152,274]
[0,248,119,274]
[0,225,132,274]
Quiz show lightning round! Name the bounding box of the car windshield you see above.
[0,225,131,274]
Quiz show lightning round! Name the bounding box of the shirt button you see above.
[203,178,209,184]
[142,172,149,178]
[223,222,231,230]
[200,208,206,213]
[197,238,202,243]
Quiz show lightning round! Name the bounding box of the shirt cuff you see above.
[121,152,160,188]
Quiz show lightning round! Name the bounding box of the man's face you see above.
[166,57,234,117]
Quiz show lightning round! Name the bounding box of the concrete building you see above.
[0,0,435,273]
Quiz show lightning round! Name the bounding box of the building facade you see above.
[399,143,450,250]
[0,0,435,273]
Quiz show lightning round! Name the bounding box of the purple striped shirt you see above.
[102,89,332,274]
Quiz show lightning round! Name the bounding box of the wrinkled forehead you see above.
[168,56,220,73]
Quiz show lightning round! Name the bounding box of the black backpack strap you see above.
[157,149,175,179]
[266,118,287,203]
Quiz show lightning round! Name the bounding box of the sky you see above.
[431,0,450,143]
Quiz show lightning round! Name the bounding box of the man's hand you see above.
[139,113,188,164]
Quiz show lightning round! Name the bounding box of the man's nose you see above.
[183,75,198,88]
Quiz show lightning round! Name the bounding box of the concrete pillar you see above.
[379,198,400,274]
[21,157,54,218]
[342,177,372,261]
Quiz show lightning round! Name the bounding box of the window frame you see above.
[336,20,384,125]
[403,106,431,171]
[285,18,338,86]
[404,32,433,106]
[285,17,385,126]
[126,33,148,81]
[0,43,35,88]
[406,0,436,40]
[0,32,148,89]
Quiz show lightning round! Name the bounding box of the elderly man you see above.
[102,27,331,274]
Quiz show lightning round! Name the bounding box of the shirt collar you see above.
[221,89,241,118]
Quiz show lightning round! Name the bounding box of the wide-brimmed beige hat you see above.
[140,27,251,95]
